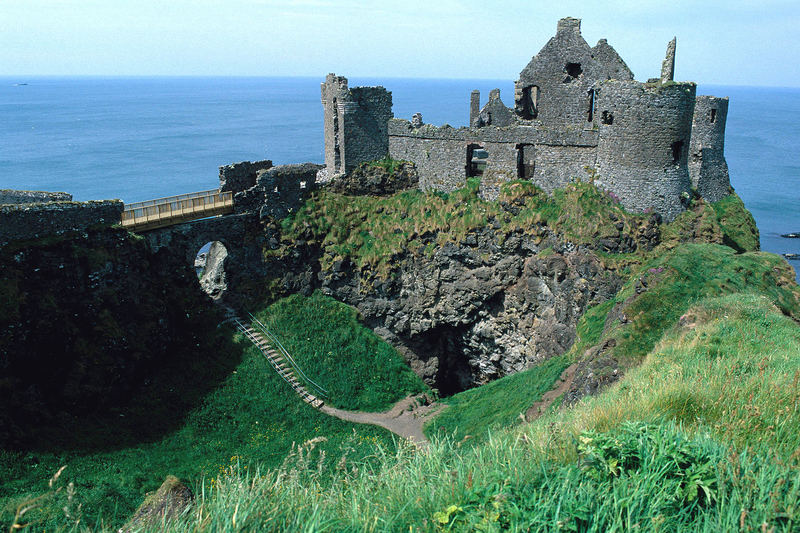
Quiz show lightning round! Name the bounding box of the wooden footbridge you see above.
[120,189,234,232]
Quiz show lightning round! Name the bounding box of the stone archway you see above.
[195,241,229,299]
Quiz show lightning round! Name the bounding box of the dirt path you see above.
[321,395,444,445]
[524,363,578,422]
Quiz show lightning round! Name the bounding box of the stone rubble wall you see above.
[232,163,323,219]
[219,159,273,193]
[689,95,731,202]
[389,119,601,196]
[0,190,72,204]
[0,200,124,246]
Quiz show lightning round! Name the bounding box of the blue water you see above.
[1,77,798,277]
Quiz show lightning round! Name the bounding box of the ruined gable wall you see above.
[689,95,731,202]
[516,18,606,130]
[591,39,634,81]
[594,81,696,221]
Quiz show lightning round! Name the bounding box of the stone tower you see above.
[594,81,696,221]
[689,95,731,202]
[320,73,393,176]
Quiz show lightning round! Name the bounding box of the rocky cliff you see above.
[262,178,725,395]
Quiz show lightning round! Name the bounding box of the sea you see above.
[1,77,798,279]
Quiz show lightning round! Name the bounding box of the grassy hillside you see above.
[426,353,570,442]
[163,289,800,532]
[250,291,427,412]
[1,293,423,531]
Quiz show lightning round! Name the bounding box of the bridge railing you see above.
[121,189,234,231]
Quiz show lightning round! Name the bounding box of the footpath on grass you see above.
[226,305,441,445]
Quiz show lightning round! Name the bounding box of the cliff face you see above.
[0,228,229,449]
[266,180,673,394]
[316,234,620,394]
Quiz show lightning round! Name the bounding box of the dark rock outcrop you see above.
[273,226,622,394]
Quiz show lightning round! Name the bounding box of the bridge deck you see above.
[121,189,234,231]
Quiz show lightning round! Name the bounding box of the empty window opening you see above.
[332,97,342,172]
[671,140,684,163]
[466,144,488,177]
[709,108,717,123]
[520,85,539,119]
[601,111,614,125]
[195,241,228,299]
[587,89,596,122]
[516,144,535,179]
[565,62,583,79]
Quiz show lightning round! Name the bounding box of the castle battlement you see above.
[321,18,732,221]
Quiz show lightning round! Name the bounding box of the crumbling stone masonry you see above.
[320,74,393,176]
[0,198,123,247]
[322,17,732,222]
[0,190,72,204]
[689,95,731,202]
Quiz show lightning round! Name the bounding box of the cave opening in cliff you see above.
[413,326,475,396]
[195,241,228,299]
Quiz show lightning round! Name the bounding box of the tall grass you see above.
[160,292,800,532]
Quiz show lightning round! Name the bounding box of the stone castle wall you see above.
[594,81,696,221]
[689,95,731,202]
[321,74,393,175]
[325,17,732,222]
[0,190,73,204]
[0,199,124,246]
[219,159,273,193]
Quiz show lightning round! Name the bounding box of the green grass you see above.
[156,289,800,532]
[585,243,799,368]
[273,179,655,278]
[251,291,428,411]
[426,354,570,442]
[273,177,758,285]
[1,293,425,531]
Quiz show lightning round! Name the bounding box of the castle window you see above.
[565,62,583,79]
[587,89,595,122]
[709,108,717,123]
[671,140,684,163]
[521,85,539,119]
[516,144,535,179]
[466,143,488,177]
[601,111,613,125]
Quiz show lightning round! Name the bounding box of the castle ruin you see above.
[321,17,731,222]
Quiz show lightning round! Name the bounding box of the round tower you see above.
[594,80,696,222]
[689,95,730,202]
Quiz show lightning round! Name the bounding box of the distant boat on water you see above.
[781,232,800,238]
[12,83,28,86]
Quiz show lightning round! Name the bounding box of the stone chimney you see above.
[661,38,676,83]
[557,17,581,34]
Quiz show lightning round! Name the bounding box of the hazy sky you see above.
[3,0,799,87]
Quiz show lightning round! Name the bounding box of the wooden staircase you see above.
[227,312,325,409]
